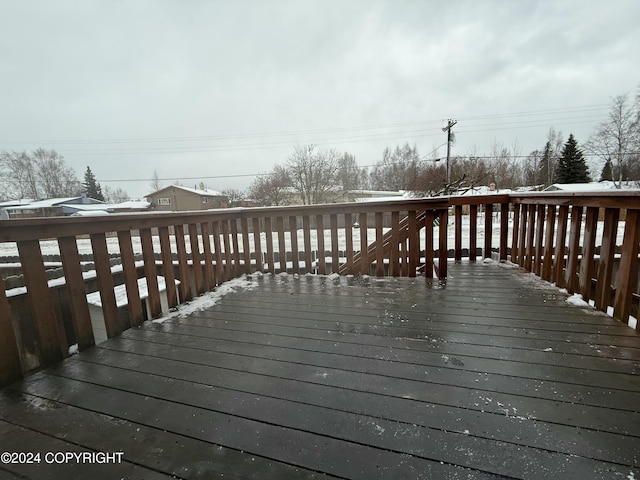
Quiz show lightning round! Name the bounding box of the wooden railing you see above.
[2,192,639,387]
[448,192,640,329]
[0,198,448,385]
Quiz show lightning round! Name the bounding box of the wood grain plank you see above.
[289,216,299,274]
[174,224,192,301]
[469,204,477,262]
[316,215,326,275]
[553,205,569,287]
[613,209,640,323]
[58,236,95,347]
[140,228,161,318]
[115,230,144,327]
[594,208,619,312]
[564,206,583,294]
[454,205,462,262]
[89,233,120,338]
[188,224,204,295]
[158,226,178,307]
[0,276,22,385]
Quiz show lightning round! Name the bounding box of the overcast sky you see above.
[1,0,639,199]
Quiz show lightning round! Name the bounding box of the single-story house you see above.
[145,185,228,211]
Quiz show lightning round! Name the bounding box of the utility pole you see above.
[442,119,457,187]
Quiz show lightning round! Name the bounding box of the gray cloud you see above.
[1,0,638,197]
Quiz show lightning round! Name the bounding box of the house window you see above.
[157,198,172,206]
[202,197,208,204]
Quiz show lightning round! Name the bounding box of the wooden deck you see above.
[1,262,639,479]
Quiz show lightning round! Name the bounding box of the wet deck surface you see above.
[1,262,639,479]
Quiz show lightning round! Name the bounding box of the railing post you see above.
[158,226,179,306]
[578,207,598,301]
[264,217,275,274]
[594,208,619,312]
[499,202,509,262]
[90,233,121,338]
[484,203,493,260]
[438,208,448,278]
[116,230,144,327]
[408,210,418,277]
[469,204,477,262]
[240,217,251,275]
[375,211,384,277]
[511,203,521,264]
[613,209,640,324]
[541,205,556,282]
[289,216,300,274]
[424,211,434,278]
[525,204,535,271]
[553,205,569,287]
[251,218,263,273]
[316,215,326,275]
[331,214,340,274]
[230,219,242,278]
[565,206,583,293]
[141,228,162,317]
[200,221,216,290]
[0,277,23,385]
[277,216,287,274]
[59,236,96,347]
[390,211,400,276]
[454,205,462,263]
[303,216,312,274]
[188,224,204,294]
[533,205,545,275]
[174,224,192,301]
[344,213,354,275]
[359,213,369,275]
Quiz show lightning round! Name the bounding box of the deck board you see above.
[1,262,639,479]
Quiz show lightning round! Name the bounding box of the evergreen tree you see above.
[555,134,590,183]
[83,166,105,201]
[600,159,614,182]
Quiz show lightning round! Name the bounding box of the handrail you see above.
[1,191,639,386]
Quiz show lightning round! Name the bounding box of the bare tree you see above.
[287,145,340,205]
[248,166,291,206]
[150,169,162,191]
[337,152,367,191]
[0,149,79,199]
[103,185,130,203]
[586,93,640,183]
[538,128,564,186]
[371,144,420,191]
[221,188,246,207]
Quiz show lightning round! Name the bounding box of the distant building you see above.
[2,195,107,219]
[145,185,228,211]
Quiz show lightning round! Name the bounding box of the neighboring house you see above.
[3,195,107,218]
[145,185,228,212]
[0,199,34,220]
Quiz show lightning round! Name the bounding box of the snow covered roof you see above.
[147,185,224,197]
[108,200,151,209]
[543,181,640,192]
[7,197,81,210]
[0,199,34,207]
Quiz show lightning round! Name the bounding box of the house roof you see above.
[146,185,224,197]
[7,197,82,210]
[543,181,640,192]
[0,199,34,208]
